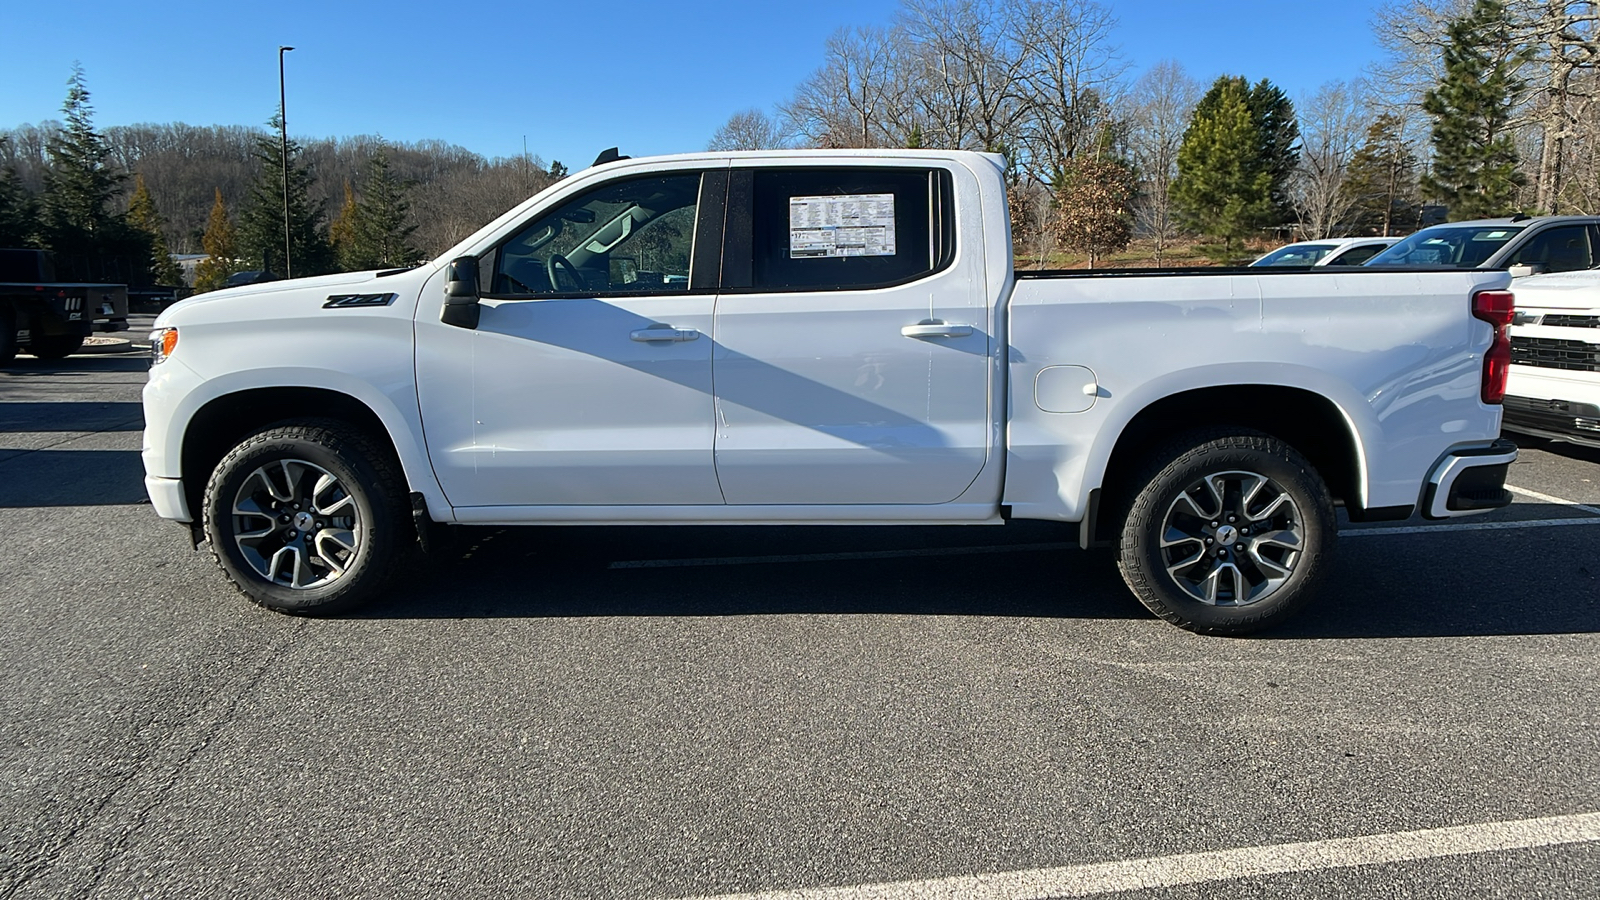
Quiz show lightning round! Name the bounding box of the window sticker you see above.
[789,194,896,258]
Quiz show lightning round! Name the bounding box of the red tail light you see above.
[1473,289,1514,405]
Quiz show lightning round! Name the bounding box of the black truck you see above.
[1,249,130,365]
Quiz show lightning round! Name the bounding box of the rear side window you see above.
[730,168,954,292]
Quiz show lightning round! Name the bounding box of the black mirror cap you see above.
[442,256,480,329]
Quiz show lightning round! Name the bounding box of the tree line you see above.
[1,71,566,290]
[710,0,1600,264]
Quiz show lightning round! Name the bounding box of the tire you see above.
[202,419,413,615]
[1116,429,1336,636]
[26,333,85,360]
[0,307,15,367]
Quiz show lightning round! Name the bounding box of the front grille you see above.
[1541,314,1600,328]
[1510,336,1600,371]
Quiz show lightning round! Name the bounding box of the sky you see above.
[1,0,1391,170]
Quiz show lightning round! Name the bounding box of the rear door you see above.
[709,163,990,505]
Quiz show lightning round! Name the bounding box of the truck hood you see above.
[156,269,424,324]
[1511,270,1600,310]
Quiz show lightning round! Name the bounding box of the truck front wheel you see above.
[1117,430,1336,635]
[27,334,85,360]
[202,419,412,615]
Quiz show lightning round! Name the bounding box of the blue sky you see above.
[1,0,1387,168]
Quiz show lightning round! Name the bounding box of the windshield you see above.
[1253,244,1337,266]
[1365,225,1525,268]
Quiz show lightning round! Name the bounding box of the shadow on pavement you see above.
[0,449,149,506]
[0,401,144,433]
[356,513,1600,638]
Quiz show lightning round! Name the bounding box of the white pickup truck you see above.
[142,149,1517,634]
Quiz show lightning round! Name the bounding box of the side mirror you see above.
[441,256,480,329]
[1509,263,1544,278]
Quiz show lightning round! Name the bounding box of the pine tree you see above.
[342,148,420,271]
[193,188,241,292]
[237,116,335,277]
[1247,79,1300,225]
[1420,0,1527,220]
[1345,115,1421,236]
[1173,78,1275,251]
[329,179,357,263]
[127,174,183,285]
[38,65,152,282]
[0,139,35,247]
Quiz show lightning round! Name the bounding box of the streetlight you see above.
[278,45,295,279]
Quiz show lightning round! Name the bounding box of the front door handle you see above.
[630,326,700,343]
[901,321,973,339]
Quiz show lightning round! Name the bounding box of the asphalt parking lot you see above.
[1,316,1596,899]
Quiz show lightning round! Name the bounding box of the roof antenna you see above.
[592,147,630,167]
[1510,213,1531,222]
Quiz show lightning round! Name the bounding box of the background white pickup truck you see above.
[142,149,1516,634]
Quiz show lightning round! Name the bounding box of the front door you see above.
[711,165,991,505]
[417,169,725,508]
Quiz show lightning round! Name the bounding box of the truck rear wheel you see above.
[0,307,15,366]
[26,333,85,360]
[202,419,412,615]
[1117,429,1336,635]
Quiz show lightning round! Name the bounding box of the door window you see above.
[1506,225,1595,273]
[726,168,954,292]
[489,172,703,296]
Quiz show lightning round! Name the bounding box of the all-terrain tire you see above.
[202,419,413,615]
[1116,428,1336,636]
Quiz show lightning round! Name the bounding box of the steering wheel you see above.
[547,254,584,292]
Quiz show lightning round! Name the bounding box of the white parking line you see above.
[674,811,1600,900]
[1505,484,1600,516]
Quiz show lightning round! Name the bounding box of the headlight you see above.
[150,327,178,364]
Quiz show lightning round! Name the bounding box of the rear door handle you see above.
[630,326,700,342]
[901,321,973,339]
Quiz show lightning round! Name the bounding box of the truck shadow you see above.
[0,449,149,506]
[364,511,1600,638]
[0,355,151,376]
[0,402,144,433]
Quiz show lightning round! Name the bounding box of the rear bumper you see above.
[1421,439,1518,520]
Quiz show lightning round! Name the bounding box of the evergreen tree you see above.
[0,139,35,247]
[237,116,335,277]
[193,188,241,292]
[342,149,420,270]
[1173,78,1275,250]
[1345,114,1421,236]
[1420,0,1526,220]
[329,179,357,263]
[38,65,152,282]
[1247,79,1300,224]
[127,174,183,285]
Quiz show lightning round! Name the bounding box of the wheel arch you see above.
[1089,383,1368,544]
[178,384,444,527]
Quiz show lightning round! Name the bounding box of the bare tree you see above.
[1010,0,1125,182]
[1292,81,1371,238]
[1126,60,1200,264]
[708,109,787,151]
[781,26,907,148]
[898,0,1031,153]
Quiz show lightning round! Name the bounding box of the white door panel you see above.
[713,286,989,505]
[417,293,721,507]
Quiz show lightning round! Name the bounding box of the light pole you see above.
[278,45,295,279]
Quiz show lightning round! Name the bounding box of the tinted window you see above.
[745,168,946,291]
[1254,244,1337,267]
[1506,225,1594,273]
[490,172,702,296]
[1325,243,1387,266]
[1367,225,1524,268]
